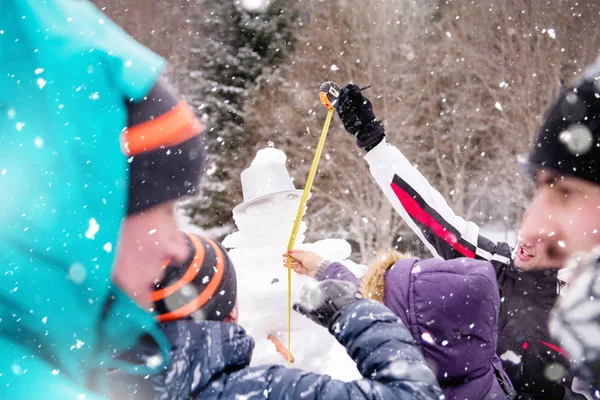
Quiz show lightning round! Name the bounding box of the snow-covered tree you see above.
[182,0,301,234]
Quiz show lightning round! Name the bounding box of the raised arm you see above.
[218,283,442,400]
[336,84,512,271]
[365,140,512,266]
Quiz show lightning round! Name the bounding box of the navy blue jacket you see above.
[112,300,442,399]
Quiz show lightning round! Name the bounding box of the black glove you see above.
[293,280,363,334]
[336,83,385,151]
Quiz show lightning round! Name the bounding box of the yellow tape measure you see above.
[285,106,335,367]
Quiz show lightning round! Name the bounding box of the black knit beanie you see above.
[152,234,237,323]
[125,82,205,215]
[525,72,600,184]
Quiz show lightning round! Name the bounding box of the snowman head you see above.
[233,148,305,216]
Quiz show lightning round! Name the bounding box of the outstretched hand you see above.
[282,249,323,278]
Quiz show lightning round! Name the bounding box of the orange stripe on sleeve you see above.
[156,235,225,322]
[122,101,203,156]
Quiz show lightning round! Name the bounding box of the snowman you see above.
[222,147,365,379]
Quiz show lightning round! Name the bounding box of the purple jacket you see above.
[319,257,514,400]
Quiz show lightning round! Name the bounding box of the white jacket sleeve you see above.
[364,140,512,267]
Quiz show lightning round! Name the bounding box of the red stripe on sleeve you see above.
[539,340,570,358]
[391,181,476,258]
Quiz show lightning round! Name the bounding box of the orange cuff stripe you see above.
[156,235,225,322]
[122,101,203,156]
[151,233,206,302]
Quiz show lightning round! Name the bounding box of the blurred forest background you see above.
[93,0,600,260]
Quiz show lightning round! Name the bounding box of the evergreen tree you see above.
[183,0,301,234]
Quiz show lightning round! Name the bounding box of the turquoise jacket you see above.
[0,1,170,398]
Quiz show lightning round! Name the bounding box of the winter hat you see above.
[384,258,513,399]
[152,233,237,323]
[125,83,205,215]
[524,62,600,185]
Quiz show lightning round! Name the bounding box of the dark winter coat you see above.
[494,266,580,399]
[363,140,582,399]
[319,257,515,400]
[110,300,443,400]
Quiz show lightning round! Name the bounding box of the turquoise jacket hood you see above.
[0,1,169,397]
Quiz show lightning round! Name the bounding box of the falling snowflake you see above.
[11,364,22,375]
[145,354,163,368]
[559,125,593,155]
[500,350,522,364]
[421,331,435,344]
[494,102,503,111]
[68,264,87,284]
[33,136,44,149]
[85,218,99,239]
[37,78,46,89]
[330,64,340,72]
[70,339,85,350]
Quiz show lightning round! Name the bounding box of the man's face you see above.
[518,169,600,267]
[513,231,553,271]
[112,201,190,308]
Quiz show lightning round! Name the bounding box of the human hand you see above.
[336,83,385,151]
[282,249,323,278]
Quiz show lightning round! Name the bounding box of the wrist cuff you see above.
[315,260,332,280]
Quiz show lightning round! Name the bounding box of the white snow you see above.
[500,350,521,364]
[33,136,43,149]
[240,0,268,12]
[250,147,287,167]
[85,218,99,239]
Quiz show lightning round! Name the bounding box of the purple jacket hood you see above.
[383,257,509,400]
